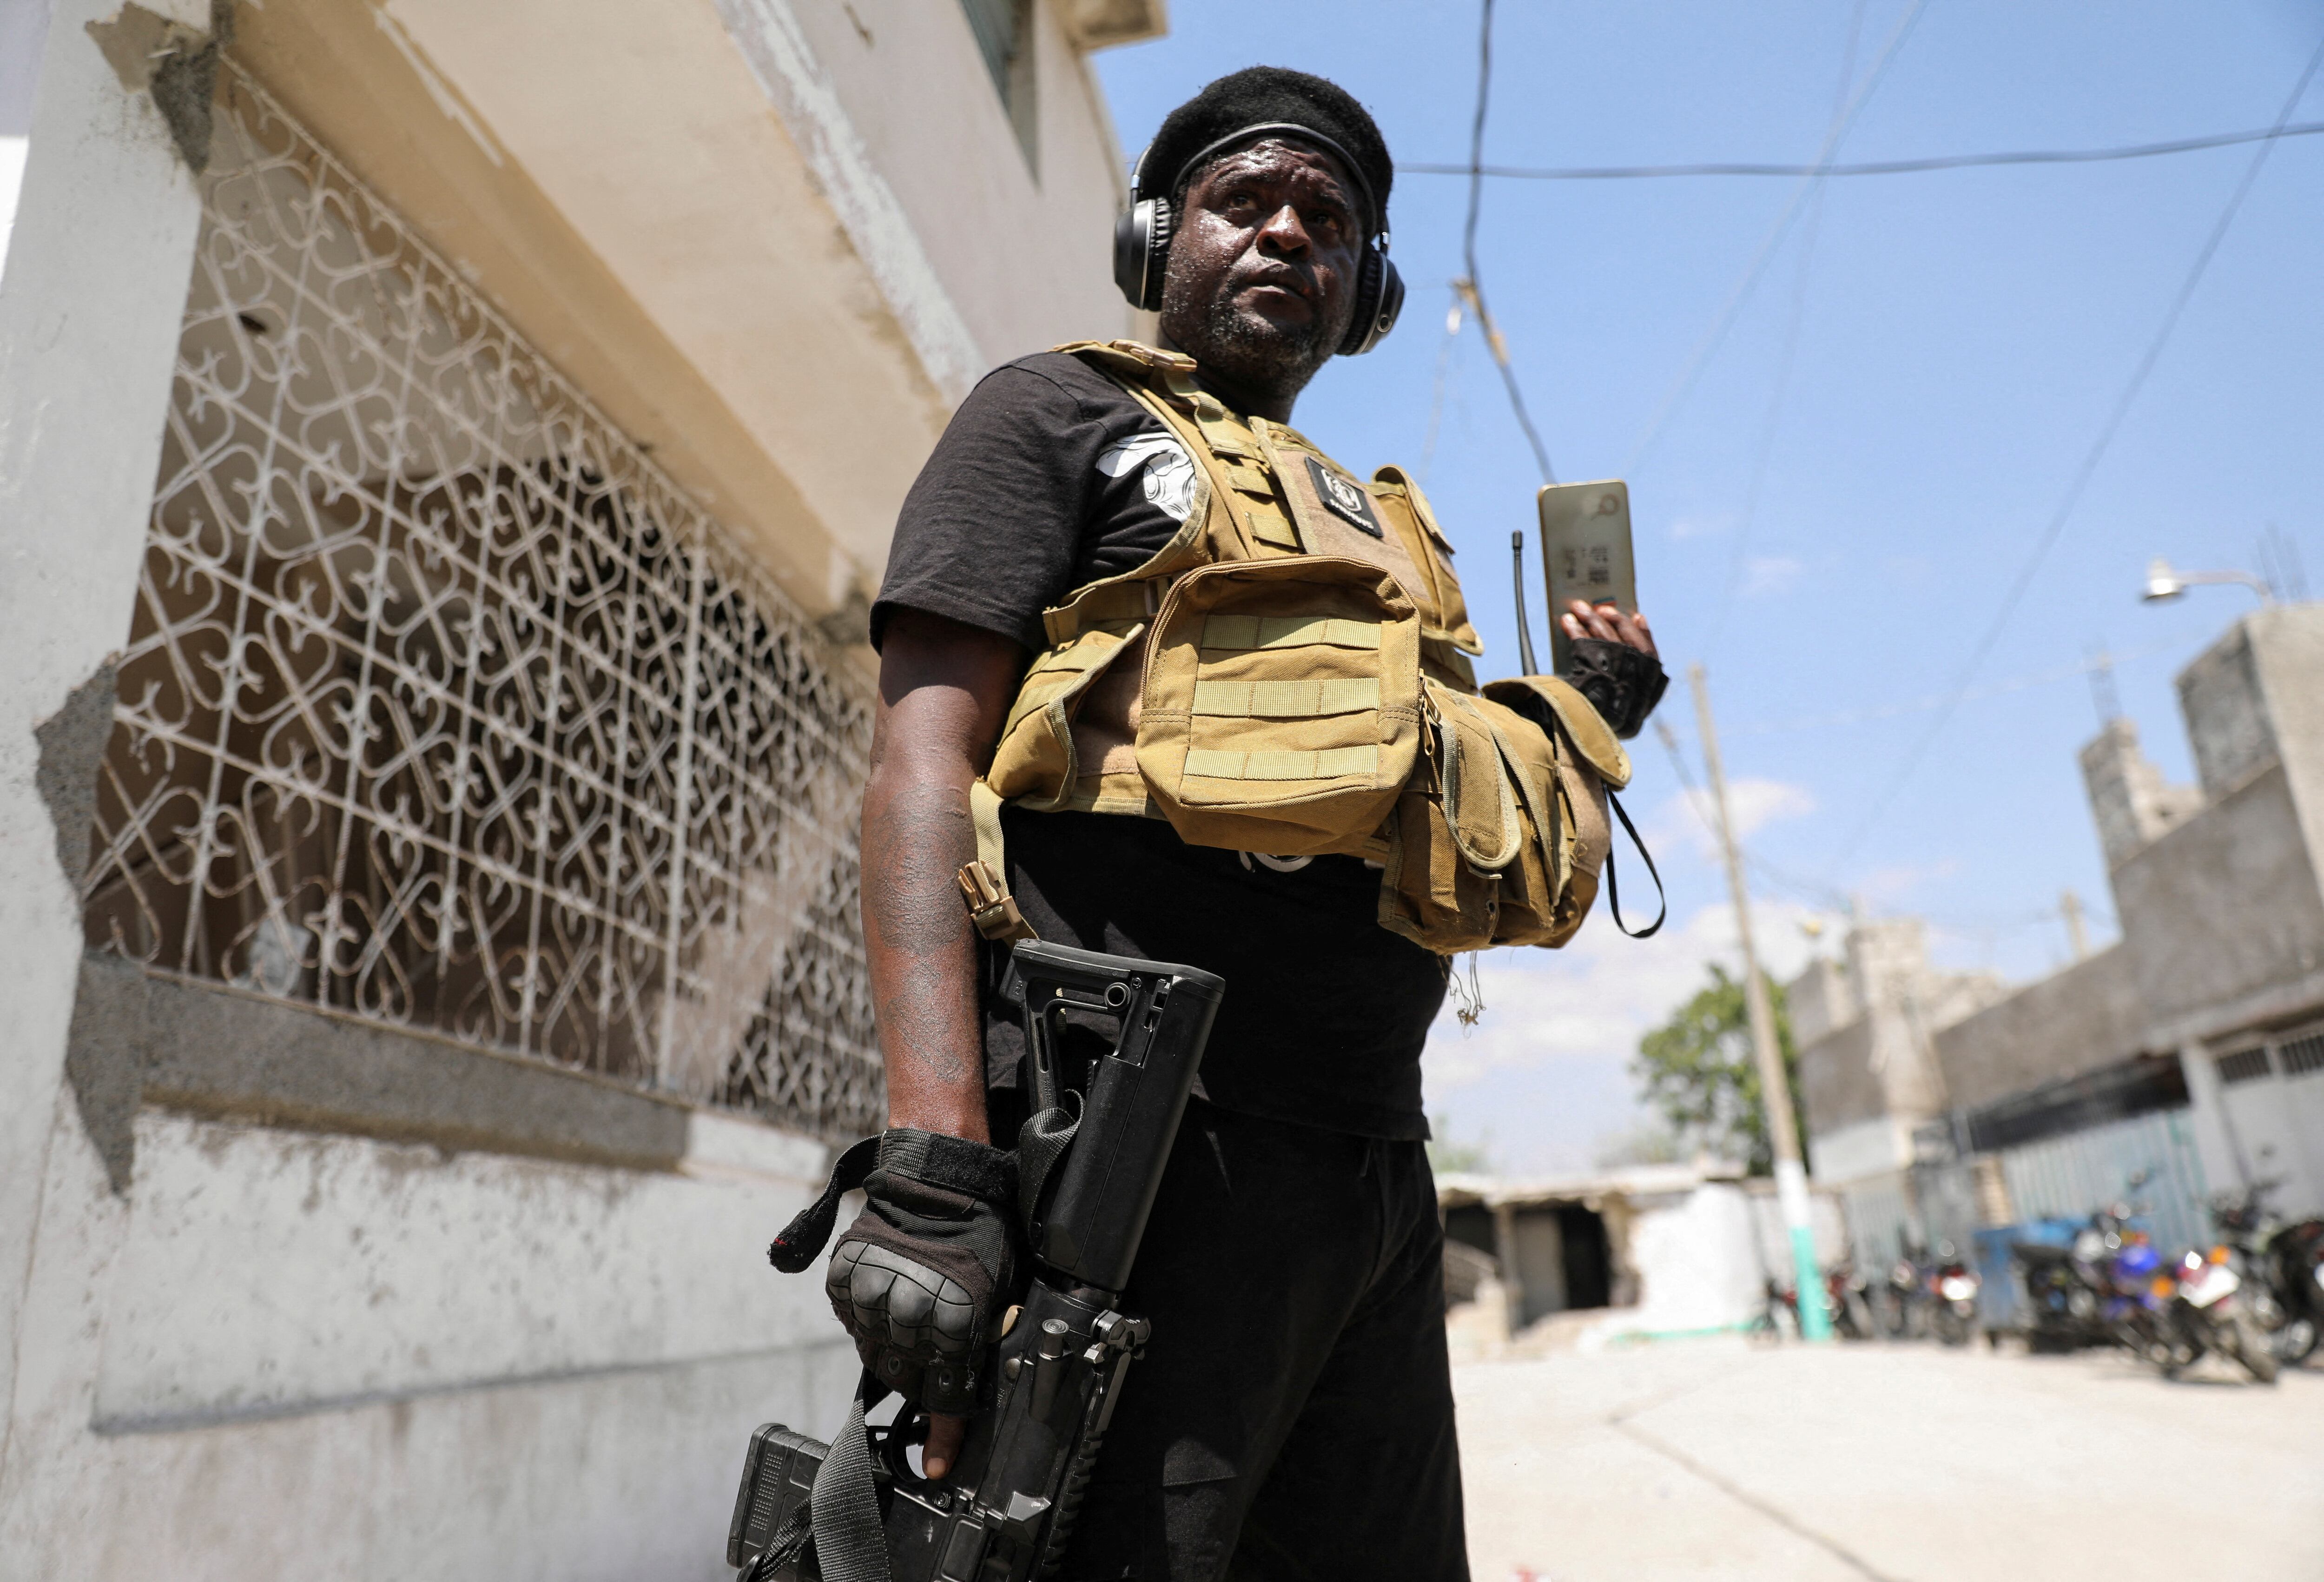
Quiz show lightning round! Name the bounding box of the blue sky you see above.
[1093,2,2324,1171]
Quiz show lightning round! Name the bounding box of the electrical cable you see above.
[1458,0,1557,487]
[1398,118,2324,181]
[1823,28,2324,879]
[1652,720,1854,914]
[1621,0,1929,478]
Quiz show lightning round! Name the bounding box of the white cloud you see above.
[1667,512,1733,541]
[1645,779,1817,862]
[1423,895,1826,1092]
[1743,555,1804,597]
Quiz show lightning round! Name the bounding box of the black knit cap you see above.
[1142,66,1393,234]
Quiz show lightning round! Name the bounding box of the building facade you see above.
[1796,603,2324,1267]
[0,2,1155,1575]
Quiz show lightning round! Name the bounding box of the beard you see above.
[1162,272,1338,396]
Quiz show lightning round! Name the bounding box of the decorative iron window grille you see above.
[2214,1046,2274,1086]
[81,67,883,1139]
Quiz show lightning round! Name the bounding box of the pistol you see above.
[728,940,1223,1581]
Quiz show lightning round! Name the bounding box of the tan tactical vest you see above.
[956,339,1633,956]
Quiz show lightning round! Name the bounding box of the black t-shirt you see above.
[873,352,1446,1140]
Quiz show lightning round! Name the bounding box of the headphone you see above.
[1113,121,1405,357]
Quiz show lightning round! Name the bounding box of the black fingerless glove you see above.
[1564,637,1669,740]
[819,1130,1020,1416]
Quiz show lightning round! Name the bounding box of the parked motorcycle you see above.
[2014,1239,2103,1352]
[1825,1259,1876,1340]
[1928,1243,1981,1347]
[2211,1178,2324,1366]
[2162,1244,2278,1384]
[2011,1202,2162,1355]
[1876,1246,1931,1341]
[2091,1216,2174,1363]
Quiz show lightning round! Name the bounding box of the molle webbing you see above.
[960,340,1622,957]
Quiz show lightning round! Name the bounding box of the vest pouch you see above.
[1377,679,1620,953]
[986,622,1146,809]
[1376,683,1521,953]
[1481,677,1623,947]
[1135,557,1423,856]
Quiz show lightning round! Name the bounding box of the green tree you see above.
[1632,964,1805,1176]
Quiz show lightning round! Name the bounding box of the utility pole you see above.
[1689,664,1831,1342]
[2060,888,2090,962]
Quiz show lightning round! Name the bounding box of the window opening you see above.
[958,0,1038,174]
[2276,1031,2324,1079]
[2215,1046,2274,1086]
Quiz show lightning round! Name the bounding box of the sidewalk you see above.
[1455,1335,2324,1582]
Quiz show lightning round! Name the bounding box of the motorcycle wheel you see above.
[2232,1311,2280,1384]
[2277,1315,2317,1365]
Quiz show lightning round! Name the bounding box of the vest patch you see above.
[1096,429,1199,523]
[1305,457,1383,539]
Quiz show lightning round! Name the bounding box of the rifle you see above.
[728,940,1223,1581]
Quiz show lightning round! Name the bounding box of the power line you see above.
[1456,0,1556,487]
[1398,119,2324,181]
[1823,29,2324,878]
[1622,0,1929,478]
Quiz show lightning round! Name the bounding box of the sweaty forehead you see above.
[1191,138,1360,208]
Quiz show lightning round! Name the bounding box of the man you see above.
[839,67,1661,1578]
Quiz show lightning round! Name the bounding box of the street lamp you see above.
[2139,557,2274,606]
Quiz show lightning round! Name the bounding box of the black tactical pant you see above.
[1030,1097,1470,1581]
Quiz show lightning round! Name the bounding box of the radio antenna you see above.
[1511,530,1540,676]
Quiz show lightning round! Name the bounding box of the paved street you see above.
[1456,1336,2324,1582]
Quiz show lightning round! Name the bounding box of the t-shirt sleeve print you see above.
[1094,430,1198,523]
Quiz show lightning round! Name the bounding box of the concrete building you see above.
[1794,604,2324,1265]
[1438,1164,1849,1353]
[0,2,1155,1575]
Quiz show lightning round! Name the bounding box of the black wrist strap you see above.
[877,1127,1014,1205]
[1604,789,1668,939]
[767,1129,1017,1274]
[769,1135,880,1273]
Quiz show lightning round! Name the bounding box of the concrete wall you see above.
[2113,761,2324,1038]
[1,3,1145,1574]
[2,970,854,1579]
[1787,955,1855,1047]
[1932,942,2151,1114]
[0,0,212,1451]
[1808,1115,1913,1189]
[788,0,1138,363]
[2080,717,2203,867]
[2239,605,2324,919]
[1799,1015,1884,1137]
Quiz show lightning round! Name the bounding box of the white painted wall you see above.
[4,1106,856,1580]
[786,0,1137,363]
[1807,1114,1911,1188]
[0,0,48,284]
[0,0,209,1437]
[1591,1185,1768,1340]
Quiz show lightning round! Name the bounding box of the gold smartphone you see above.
[1537,479,1637,674]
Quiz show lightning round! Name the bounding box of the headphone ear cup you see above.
[1113,200,1153,310]
[1338,248,1405,356]
[1113,198,1175,312]
[1141,198,1173,312]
